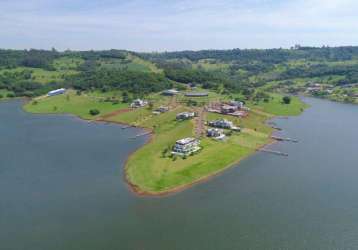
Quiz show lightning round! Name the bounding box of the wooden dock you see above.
[271,136,298,143]
[121,125,132,129]
[267,121,282,131]
[130,131,152,139]
[257,149,288,157]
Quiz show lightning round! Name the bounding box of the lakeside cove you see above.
[3,97,358,249]
[23,89,308,195]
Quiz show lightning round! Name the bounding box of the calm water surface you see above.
[1,98,358,250]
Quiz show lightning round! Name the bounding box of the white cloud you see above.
[1,0,358,51]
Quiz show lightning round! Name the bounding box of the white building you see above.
[47,88,66,97]
[176,112,195,120]
[131,99,148,108]
[229,100,244,109]
[153,106,169,114]
[156,106,169,113]
[162,89,179,96]
[207,128,225,140]
[172,138,201,156]
[209,119,234,129]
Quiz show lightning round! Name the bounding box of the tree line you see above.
[2,46,358,98]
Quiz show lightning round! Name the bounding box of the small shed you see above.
[185,92,209,97]
[162,89,179,96]
[47,88,66,97]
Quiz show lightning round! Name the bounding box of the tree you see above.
[148,102,154,110]
[89,109,100,116]
[172,155,177,161]
[122,91,130,103]
[282,96,291,104]
[162,148,169,158]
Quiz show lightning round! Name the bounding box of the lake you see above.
[1,98,358,250]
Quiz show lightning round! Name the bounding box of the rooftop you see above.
[162,89,180,95]
[185,92,209,97]
[176,137,197,145]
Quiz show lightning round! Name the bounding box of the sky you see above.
[1,0,358,51]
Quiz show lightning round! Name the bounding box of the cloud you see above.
[1,0,358,51]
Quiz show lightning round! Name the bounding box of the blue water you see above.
[1,98,358,250]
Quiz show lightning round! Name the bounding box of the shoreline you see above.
[20,98,304,198]
[123,115,282,197]
[122,100,307,197]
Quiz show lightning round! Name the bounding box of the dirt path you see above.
[194,107,206,138]
[96,108,132,121]
[169,96,178,109]
[250,109,272,118]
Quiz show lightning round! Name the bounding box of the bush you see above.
[282,96,291,104]
[6,93,15,98]
[162,148,169,158]
[225,130,233,136]
[122,92,130,103]
[89,109,100,116]
[0,94,3,99]
[187,99,198,106]
[23,91,34,97]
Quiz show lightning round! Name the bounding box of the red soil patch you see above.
[97,108,132,120]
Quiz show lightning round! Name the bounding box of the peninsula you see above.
[24,88,307,195]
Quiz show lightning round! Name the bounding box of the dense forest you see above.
[1,46,358,102]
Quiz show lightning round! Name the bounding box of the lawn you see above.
[97,53,163,73]
[249,93,309,116]
[52,56,84,71]
[127,53,163,73]
[192,59,231,71]
[23,90,128,119]
[176,89,223,105]
[0,66,78,84]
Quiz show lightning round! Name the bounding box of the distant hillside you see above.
[1,47,358,103]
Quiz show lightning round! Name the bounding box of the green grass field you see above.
[52,57,84,71]
[0,66,78,84]
[24,90,128,119]
[97,53,163,73]
[192,59,231,71]
[248,94,309,116]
